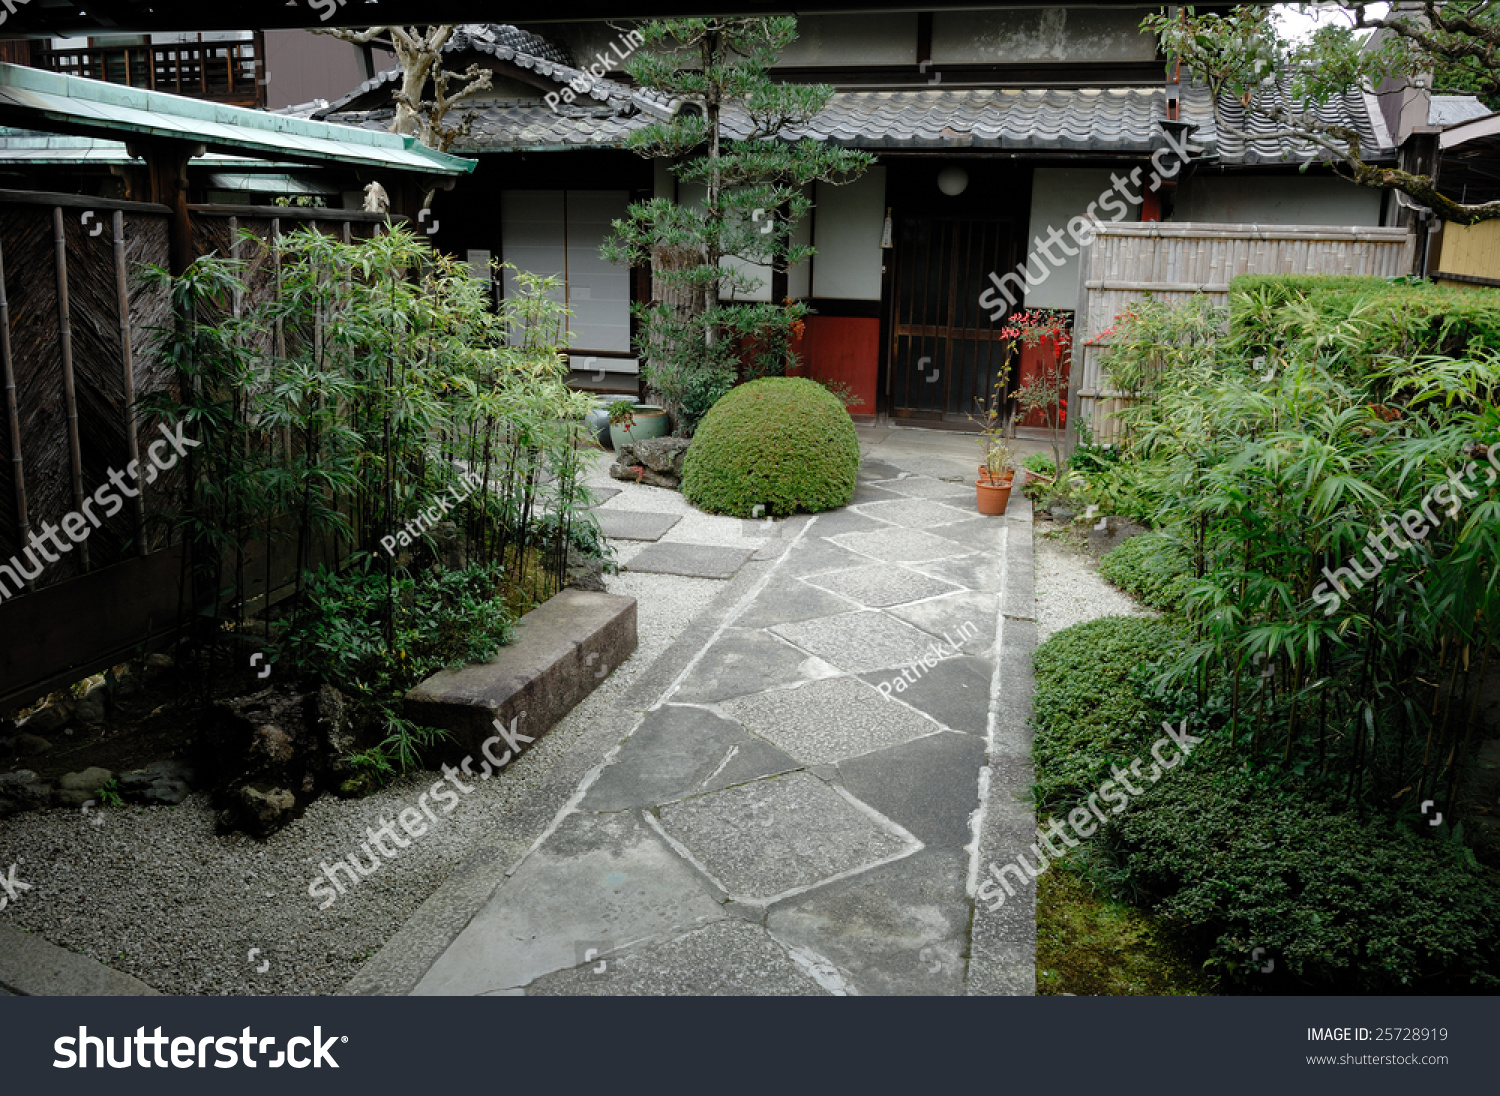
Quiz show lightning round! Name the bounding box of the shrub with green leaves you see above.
[1099,534,1193,613]
[1031,616,1188,809]
[1109,756,1500,993]
[681,376,859,517]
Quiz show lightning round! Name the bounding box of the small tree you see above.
[601,17,872,434]
[324,26,492,205]
[1146,3,1500,224]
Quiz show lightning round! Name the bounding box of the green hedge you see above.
[1110,759,1500,992]
[1230,274,1500,379]
[1099,534,1193,613]
[681,376,859,518]
[1033,614,1500,993]
[1031,616,1188,809]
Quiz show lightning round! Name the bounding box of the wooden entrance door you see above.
[888,216,1017,422]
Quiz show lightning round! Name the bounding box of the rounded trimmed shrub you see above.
[681,377,859,518]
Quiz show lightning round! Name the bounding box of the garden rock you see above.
[565,546,606,593]
[3,733,53,759]
[54,766,113,807]
[610,437,691,489]
[0,770,52,815]
[21,701,73,734]
[225,785,298,838]
[117,760,197,806]
[74,683,109,727]
[203,684,367,836]
[1088,517,1149,554]
[1049,504,1076,523]
[143,653,174,676]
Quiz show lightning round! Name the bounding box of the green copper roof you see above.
[0,63,475,176]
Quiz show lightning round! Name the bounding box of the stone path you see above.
[366,429,1037,996]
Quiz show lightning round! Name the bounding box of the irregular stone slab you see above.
[853,498,973,529]
[703,739,802,792]
[911,554,1006,595]
[527,919,828,996]
[771,610,945,673]
[880,456,973,482]
[658,771,914,902]
[412,811,724,995]
[720,676,940,765]
[803,564,961,609]
[886,589,997,656]
[836,732,986,847]
[626,542,754,579]
[584,486,621,507]
[858,459,906,481]
[580,705,795,812]
[594,509,681,542]
[775,535,874,577]
[874,475,973,501]
[859,654,994,736]
[929,515,1008,552]
[830,527,970,564]
[767,847,971,996]
[850,482,904,505]
[405,589,637,759]
[670,629,836,704]
[732,578,856,629]
[798,507,895,538]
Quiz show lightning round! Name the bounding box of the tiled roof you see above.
[1185,82,1390,165]
[298,29,1392,166]
[1429,94,1491,128]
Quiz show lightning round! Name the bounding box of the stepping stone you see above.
[595,509,680,542]
[803,564,962,609]
[720,676,940,765]
[853,498,973,529]
[584,486,621,507]
[771,610,947,674]
[626,542,753,578]
[830,527,970,564]
[657,771,914,902]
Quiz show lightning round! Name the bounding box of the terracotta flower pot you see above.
[978,465,1016,486]
[975,479,1012,516]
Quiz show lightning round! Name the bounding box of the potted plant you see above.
[587,394,636,448]
[968,376,1016,485]
[609,401,670,450]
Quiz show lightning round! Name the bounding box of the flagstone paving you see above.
[374,428,1037,996]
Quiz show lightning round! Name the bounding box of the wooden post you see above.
[0,235,27,541]
[113,209,146,555]
[136,139,202,276]
[52,205,88,570]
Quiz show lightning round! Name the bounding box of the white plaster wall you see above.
[812,167,887,301]
[1173,175,1384,227]
[1024,167,1123,311]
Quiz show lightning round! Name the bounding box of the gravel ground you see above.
[1032,526,1156,643]
[0,453,737,996]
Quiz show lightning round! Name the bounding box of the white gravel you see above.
[1032,529,1156,642]
[0,452,741,996]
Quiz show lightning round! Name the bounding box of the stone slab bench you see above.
[404,589,637,763]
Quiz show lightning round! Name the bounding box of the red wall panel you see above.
[790,315,880,421]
